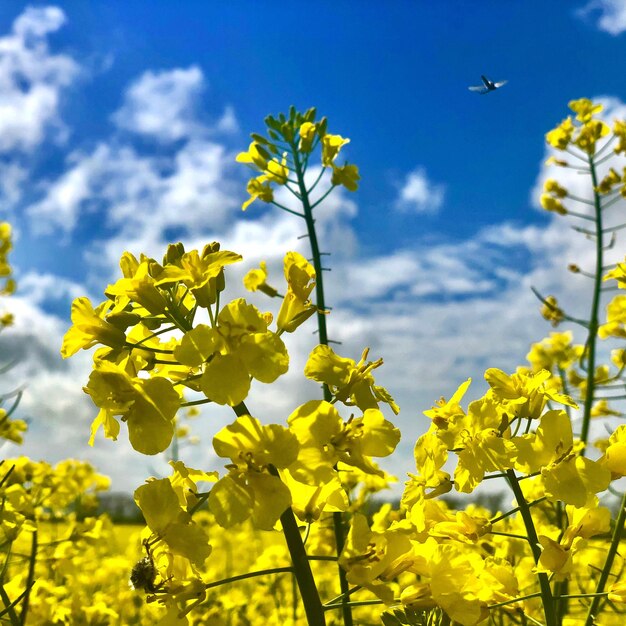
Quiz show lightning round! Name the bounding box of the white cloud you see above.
[395,167,445,214]
[112,66,231,142]
[0,6,78,154]
[27,138,238,241]
[13,6,66,39]
[27,146,99,235]
[577,0,626,35]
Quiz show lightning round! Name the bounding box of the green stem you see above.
[324,599,384,610]
[204,567,293,591]
[0,582,27,626]
[583,489,626,626]
[579,156,604,452]
[325,586,361,606]
[277,488,326,626]
[489,591,542,609]
[490,496,547,525]
[290,143,330,349]
[505,470,556,626]
[291,140,353,626]
[20,530,37,625]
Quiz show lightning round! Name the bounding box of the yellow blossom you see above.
[569,97,603,123]
[298,121,317,153]
[546,117,574,150]
[540,194,567,214]
[331,163,360,191]
[541,295,564,326]
[321,133,350,166]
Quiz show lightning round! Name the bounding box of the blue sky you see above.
[2,1,626,493]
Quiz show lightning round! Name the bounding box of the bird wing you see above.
[468,85,489,93]
[493,80,508,89]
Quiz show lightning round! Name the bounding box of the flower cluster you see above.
[26,101,626,626]
[237,107,360,211]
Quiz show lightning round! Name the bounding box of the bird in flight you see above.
[468,75,507,94]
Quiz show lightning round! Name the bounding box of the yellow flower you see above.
[439,395,517,493]
[603,257,626,289]
[242,175,273,210]
[544,179,568,197]
[613,119,626,154]
[84,361,180,454]
[596,167,621,193]
[424,378,471,428]
[156,248,242,294]
[321,133,350,166]
[546,117,574,150]
[485,367,577,420]
[545,156,568,167]
[134,478,211,566]
[331,163,360,191]
[277,251,317,332]
[526,331,580,372]
[540,295,564,326]
[428,543,490,626]
[281,470,348,522]
[339,513,418,603]
[304,344,399,414]
[265,154,289,184]
[403,430,452,503]
[209,414,298,529]
[599,424,626,477]
[287,399,400,482]
[0,409,27,444]
[591,399,622,417]
[574,119,609,155]
[61,297,126,358]
[106,259,169,315]
[540,193,567,215]
[568,97,603,123]
[611,347,626,368]
[561,504,610,546]
[599,294,626,339]
[537,534,575,575]
[236,141,269,169]
[514,410,610,506]
[298,121,317,153]
[243,261,278,297]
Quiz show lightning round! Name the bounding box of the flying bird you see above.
[468,75,507,94]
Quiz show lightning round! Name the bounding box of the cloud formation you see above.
[111,66,238,142]
[394,167,445,214]
[112,66,205,142]
[0,6,78,153]
[576,0,626,35]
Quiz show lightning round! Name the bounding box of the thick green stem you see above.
[583,489,626,626]
[506,470,556,626]
[579,157,604,451]
[279,503,326,626]
[290,144,330,349]
[0,582,22,625]
[20,530,37,625]
[291,141,353,626]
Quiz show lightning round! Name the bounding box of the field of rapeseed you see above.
[2,100,626,626]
